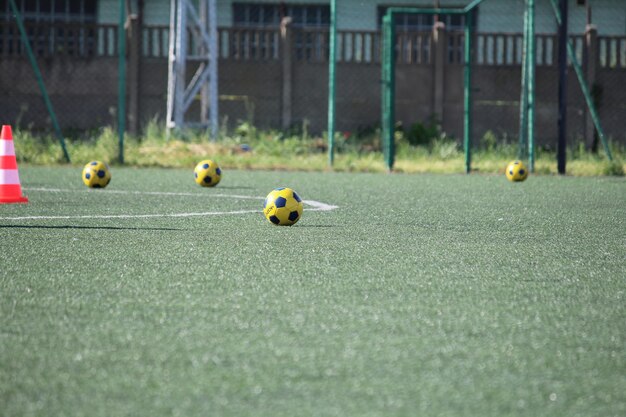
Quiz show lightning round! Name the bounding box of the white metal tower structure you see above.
[166,0,219,138]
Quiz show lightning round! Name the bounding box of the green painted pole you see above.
[388,17,396,172]
[463,10,473,174]
[386,2,486,17]
[463,0,486,13]
[549,0,613,161]
[381,15,389,169]
[327,0,337,166]
[527,0,536,171]
[518,1,529,160]
[566,45,614,157]
[118,0,127,164]
[386,0,486,16]
[382,15,395,171]
[555,0,568,174]
[8,0,70,163]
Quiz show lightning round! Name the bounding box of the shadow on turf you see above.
[296,225,338,228]
[0,224,182,231]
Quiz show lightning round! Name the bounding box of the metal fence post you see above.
[118,0,127,164]
[584,24,598,150]
[527,0,536,172]
[463,10,473,174]
[518,0,530,161]
[382,14,395,172]
[327,0,337,167]
[8,0,70,163]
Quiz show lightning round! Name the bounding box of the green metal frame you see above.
[118,0,127,164]
[381,1,485,173]
[527,0,536,171]
[518,0,536,171]
[548,0,613,161]
[382,14,395,171]
[518,1,529,161]
[327,0,337,166]
[8,0,70,163]
[463,10,473,174]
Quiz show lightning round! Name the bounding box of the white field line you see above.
[301,199,338,211]
[0,187,339,221]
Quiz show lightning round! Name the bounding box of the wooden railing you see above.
[476,33,551,66]
[142,25,383,64]
[599,36,626,69]
[142,26,281,60]
[142,25,169,58]
[474,33,591,67]
[224,28,280,60]
[476,33,521,65]
[337,30,381,63]
[0,21,117,57]
[3,21,626,70]
[293,28,328,62]
[396,31,431,64]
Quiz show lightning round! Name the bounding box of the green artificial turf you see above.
[1,166,625,417]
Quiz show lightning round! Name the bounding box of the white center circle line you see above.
[0,187,339,220]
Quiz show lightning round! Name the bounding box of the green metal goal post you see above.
[377,0,612,174]
[381,0,483,173]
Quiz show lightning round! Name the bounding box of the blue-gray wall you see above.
[97,0,626,35]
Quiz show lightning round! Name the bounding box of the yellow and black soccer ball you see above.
[194,159,222,187]
[263,187,303,226]
[505,160,528,182]
[82,161,111,188]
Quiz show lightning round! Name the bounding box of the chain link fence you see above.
[330,0,626,163]
[0,0,624,159]
[0,0,119,135]
[469,0,626,153]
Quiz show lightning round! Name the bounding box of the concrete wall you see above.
[1,22,625,146]
[0,58,119,129]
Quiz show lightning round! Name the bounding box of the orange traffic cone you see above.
[0,125,28,203]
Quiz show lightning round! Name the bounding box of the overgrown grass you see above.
[12,122,625,176]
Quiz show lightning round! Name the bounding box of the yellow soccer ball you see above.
[505,160,528,182]
[194,159,222,187]
[263,187,303,226]
[82,161,111,188]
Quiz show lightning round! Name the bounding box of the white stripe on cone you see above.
[0,139,15,156]
[0,169,21,185]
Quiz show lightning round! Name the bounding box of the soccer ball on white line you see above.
[263,187,303,226]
